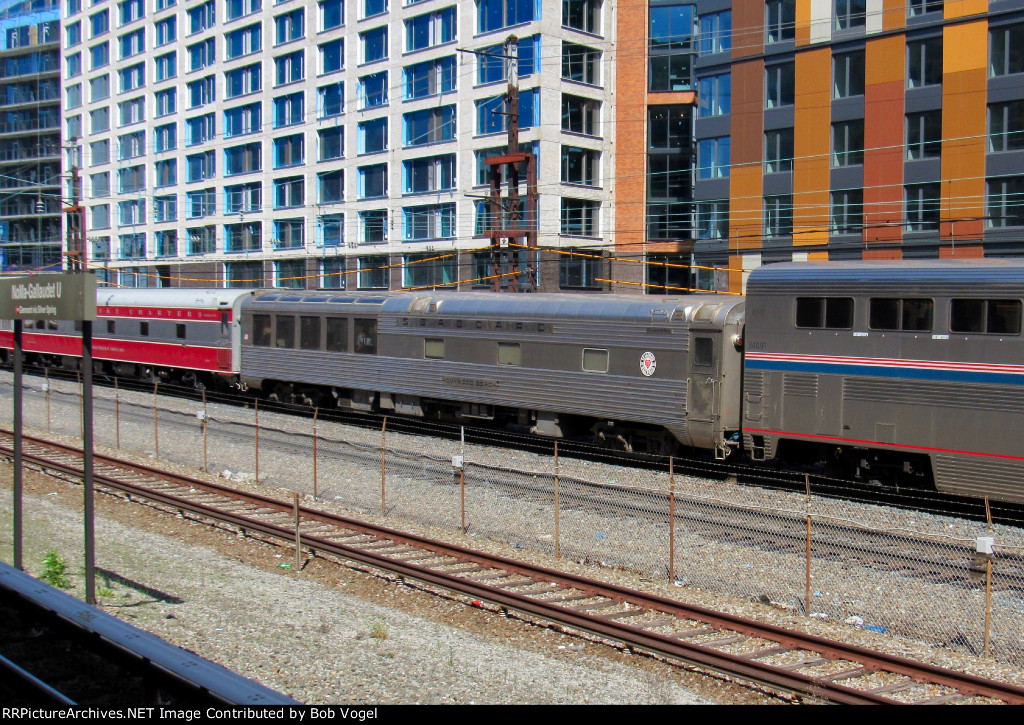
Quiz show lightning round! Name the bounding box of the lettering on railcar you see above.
[441,376,500,390]
[645,327,673,335]
[400,318,549,333]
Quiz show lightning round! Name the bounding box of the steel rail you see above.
[4,432,1024,705]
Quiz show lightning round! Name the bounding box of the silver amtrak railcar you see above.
[239,291,745,457]
[743,260,1024,503]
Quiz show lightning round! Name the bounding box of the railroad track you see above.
[8,375,1015,598]
[2,433,1023,704]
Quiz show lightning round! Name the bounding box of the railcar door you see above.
[686,332,720,450]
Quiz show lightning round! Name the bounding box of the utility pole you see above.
[62,140,86,271]
[481,35,537,292]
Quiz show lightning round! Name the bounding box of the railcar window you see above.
[300,316,321,350]
[795,297,853,329]
[951,299,1022,334]
[107,320,116,334]
[140,321,149,337]
[869,298,932,331]
[582,348,608,373]
[74,321,82,332]
[46,320,58,330]
[693,337,714,367]
[795,298,823,328]
[354,318,377,354]
[498,342,521,366]
[424,338,445,360]
[176,324,186,340]
[253,314,272,346]
[326,318,348,351]
[275,316,295,348]
[901,299,933,331]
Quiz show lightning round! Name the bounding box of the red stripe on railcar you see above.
[97,306,233,322]
[0,331,234,373]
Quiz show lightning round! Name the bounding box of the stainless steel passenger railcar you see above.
[743,260,1024,503]
[238,292,746,457]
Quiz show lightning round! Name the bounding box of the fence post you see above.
[985,497,993,659]
[554,441,560,559]
[44,367,50,434]
[312,407,319,500]
[202,389,208,471]
[380,417,387,517]
[294,491,302,572]
[804,473,812,617]
[669,456,675,582]
[114,377,120,450]
[254,398,260,483]
[152,382,159,457]
[460,426,466,534]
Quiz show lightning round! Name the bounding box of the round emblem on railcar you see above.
[639,351,657,377]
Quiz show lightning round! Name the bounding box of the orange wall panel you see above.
[732,0,764,59]
[941,21,987,243]
[864,36,906,246]
[939,245,984,258]
[882,0,906,32]
[613,0,649,252]
[793,47,831,249]
[863,247,903,260]
[945,0,988,20]
[729,60,765,254]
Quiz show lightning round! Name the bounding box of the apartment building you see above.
[66,0,630,291]
[693,0,1024,292]
[0,0,62,272]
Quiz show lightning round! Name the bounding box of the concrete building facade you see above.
[0,0,62,272]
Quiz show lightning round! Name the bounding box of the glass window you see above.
[318,82,344,117]
[275,50,304,85]
[908,37,942,88]
[833,50,864,98]
[561,198,599,236]
[480,0,535,33]
[275,8,304,44]
[831,189,863,234]
[358,164,388,198]
[765,0,795,44]
[904,183,940,231]
[764,194,793,237]
[766,62,794,108]
[987,176,1024,228]
[273,135,304,168]
[320,0,343,30]
[562,43,600,85]
[405,56,456,99]
[354,319,378,353]
[990,23,1024,77]
[835,0,866,31]
[360,71,388,108]
[361,26,388,63]
[697,136,730,179]
[325,316,348,347]
[582,348,608,372]
[765,128,793,173]
[951,299,1022,335]
[274,91,304,127]
[320,39,344,74]
[319,127,344,160]
[360,211,388,244]
[906,110,942,159]
[406,7,456,52]
[698,10,731,55]
[404,106,456,145]
[359,117,388,153]
[697,73,730,117]
[832,119,864,167]
[562,0,600,34]
[989,101,1024,153]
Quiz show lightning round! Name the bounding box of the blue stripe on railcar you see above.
[746,359,1024,386]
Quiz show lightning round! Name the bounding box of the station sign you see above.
[0,272,97,321]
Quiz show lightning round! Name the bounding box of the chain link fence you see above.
[3,374,1023,667]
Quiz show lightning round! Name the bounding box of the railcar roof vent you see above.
[692,304,720,322]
